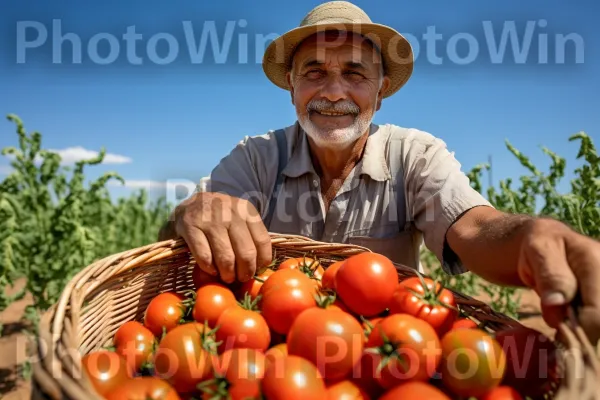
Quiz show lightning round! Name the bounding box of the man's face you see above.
[286,31,390,149]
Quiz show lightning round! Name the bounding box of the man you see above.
[159,1,600,342]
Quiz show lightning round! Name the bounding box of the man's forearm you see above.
[446,207,535,287]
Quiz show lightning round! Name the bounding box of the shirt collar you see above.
[281,121,392,181]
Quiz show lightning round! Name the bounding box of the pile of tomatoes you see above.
[80,252,559,399]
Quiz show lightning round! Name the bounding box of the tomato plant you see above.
[113,320,156,372]
[287,307,365,381]
[192,283,238,327]
[379,381,451,400]
[104,377,180,400]
[366,313,441,389]
[152,322,216,394]
[439,328,506,398]
[215,296,271,353]
[389,276,458,336]
[144,292,186,337]
[261,355,327,400]
[335,252,398,316]
[81,350,133,397]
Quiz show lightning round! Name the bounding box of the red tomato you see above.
[192,283,237,327]
[215,306,271,353]
[82,350,133,397]
[287,307,365,381]
[389,276,458,336]
[366,313,441,389]
[361,317,383,344]
[279,256,324,284]
[153,322,215,393]
[321,260,344,291]
[144,292,186,337]
[379,381,451,400]
[259,269,317,335]
[493,326,558,398]
[192,265,242,293]
[261,355,327,400]
[104,377,180,400]
[113,321,156,372]
[236,268,274,300]
[326,379,370,399]
[349,350,384,399]
[480,386,523,400]
[334,253,398,317]
[201,348,266,400]
[451,318,479,330]
[440,328,506,398]
[265,343,288,366]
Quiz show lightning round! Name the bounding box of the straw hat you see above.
[262,1,414,98]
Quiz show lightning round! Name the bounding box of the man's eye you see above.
[306,69,323,77]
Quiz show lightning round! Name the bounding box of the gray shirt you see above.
[199,121,493,274]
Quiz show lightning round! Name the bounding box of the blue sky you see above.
[0,0,597,205]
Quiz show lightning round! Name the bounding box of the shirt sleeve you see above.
[401,128,494,275]
[198,131,279,218]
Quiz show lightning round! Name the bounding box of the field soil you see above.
[0,279,553,399]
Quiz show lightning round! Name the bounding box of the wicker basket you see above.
[30,233,600,399]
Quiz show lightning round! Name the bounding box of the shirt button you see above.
[313,179,319,187]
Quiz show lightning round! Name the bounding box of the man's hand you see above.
[447,207,600,344]
[517,218,600,342]
[158,192,272,283]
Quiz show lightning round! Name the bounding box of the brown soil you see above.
[0,279,552,399]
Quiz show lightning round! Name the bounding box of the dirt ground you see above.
[0,278,553,400]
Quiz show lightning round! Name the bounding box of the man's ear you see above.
[286,71,295,105]
[376,76,391,111]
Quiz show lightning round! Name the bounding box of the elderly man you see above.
[159,1,600,341]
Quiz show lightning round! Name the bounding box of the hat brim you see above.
[262,22,414,98]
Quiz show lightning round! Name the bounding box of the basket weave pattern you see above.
[30,233,600,399]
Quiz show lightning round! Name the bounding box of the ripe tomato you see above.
[215,306,271,353]
[335,253,398,317]
[144,292,186,337]
[265,343,288,366]
[361,317,383,344]
[480,386,523,400]
[279,256,324,283]
[321,260,344,291]
[314,292,351,314]
[439,328,506,398]
[192,283,237,327]
[81,350,133,397]
[493,326,558,398]
[192,265,242,293]
[236,268,274,300]
[261,355,327,400]
[379,381,451,400]
[366,313,441,389]
[201,348,266,400]
[259,269,317,335]
[153,322,215,393]
[389,276,458,336]
[326,379,369,400]
[349,350,385,399]
[287,307,365,381]
[451,318,478,330]
[113,320,156,372]
[104,377,180,400]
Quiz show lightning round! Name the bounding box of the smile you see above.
[314,110,352,116]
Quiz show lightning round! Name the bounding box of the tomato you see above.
[321,260,344,291]
[153,322,215,393]
[113,321,156,372]
[215,306,271,353]
[144,292,186,337]
[104,377,180,400]
[439,328,506,398]
[349,350,384,399]
[389,276,458,336]
[451,318,478,330]
[326,379,369,399]
[192,265,242,293]
[493,326,558,398]
[379,381,451,400]
[287,307,364,381]
[314,291,351,314]
[259,269,317,335]
[366,313,441,389]
[81,350,133,397]
[201,348,266,400]
[334,253,398,317]
[279,256,324,285]
[236,268,274,300]
[361,317,383,344]
[480,386,523,400]
[265,343,288,366]
[192,283,237,327]
[261,354,327,400]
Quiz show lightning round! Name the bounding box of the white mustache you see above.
[307,99,360,115]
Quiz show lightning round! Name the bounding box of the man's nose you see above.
[318,74,348,103]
